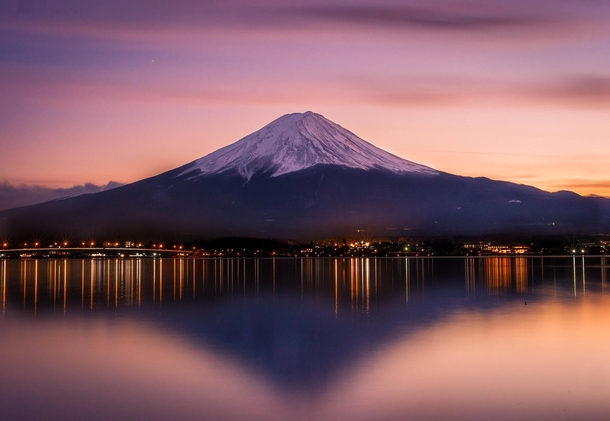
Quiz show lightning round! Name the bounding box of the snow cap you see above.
[184,112,438,180]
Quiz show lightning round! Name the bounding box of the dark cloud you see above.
[547,76,610,101]
[0,181,122,211]
[350,74,610,109]
[0,0,580,35]
[527,76,610,107]
[289,5,544,31]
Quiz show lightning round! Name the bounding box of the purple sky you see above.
[1,0,609,207]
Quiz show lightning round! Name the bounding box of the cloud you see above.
[534,178,610,198]
[0,0,595,37]
[346,74,610,109]
[0,181,122,211]
[550,180,610,191]
[533,76,610,106]
[289,4,545,31]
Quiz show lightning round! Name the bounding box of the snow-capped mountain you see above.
[182,111,437,180]
[1,112,609,241]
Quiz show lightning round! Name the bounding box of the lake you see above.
[1,256,609,420]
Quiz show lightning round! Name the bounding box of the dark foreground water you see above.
[1,256,609,421]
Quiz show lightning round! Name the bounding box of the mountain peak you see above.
[183,112,438,180]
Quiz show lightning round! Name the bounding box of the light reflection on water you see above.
[0,256,609,420]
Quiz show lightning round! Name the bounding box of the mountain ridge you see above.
[1,111,609,241]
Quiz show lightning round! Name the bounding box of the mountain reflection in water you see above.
[1,256,609,421]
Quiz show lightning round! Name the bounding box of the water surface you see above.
[1,256,609,420]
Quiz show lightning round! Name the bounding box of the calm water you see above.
[1,256,609,420]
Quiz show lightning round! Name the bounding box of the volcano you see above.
[181,111,437,180]
[1,111,609,241]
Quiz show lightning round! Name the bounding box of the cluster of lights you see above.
[347,241,371,248]
[0,240,198,259]
[2,241,183,250]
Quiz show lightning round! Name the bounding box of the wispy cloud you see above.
[549,180,610,196]
[289,4,545,31]
[533,76,610,106]
[1,0,599,37]
[347,74,610,109]
[0,181,122,211]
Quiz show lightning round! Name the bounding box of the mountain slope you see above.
[0,112,609,241]
[180,111,437,180]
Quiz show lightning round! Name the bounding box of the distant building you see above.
[481,244,530,254]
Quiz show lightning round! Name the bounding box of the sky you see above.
[1,0,609,209]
